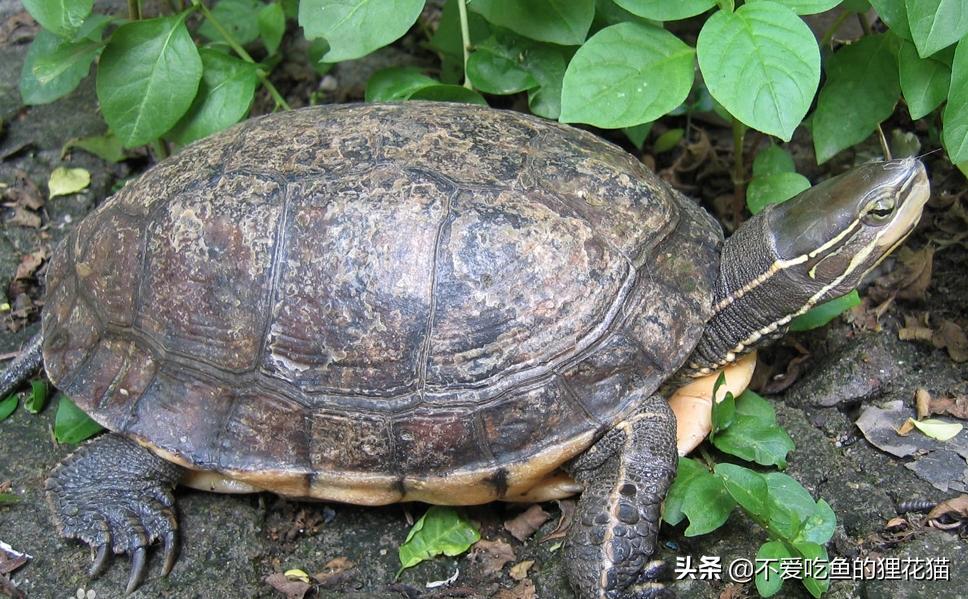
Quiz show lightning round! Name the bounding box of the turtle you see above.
[0,102,929,598]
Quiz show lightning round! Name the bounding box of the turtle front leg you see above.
[45,433,184,593]
[564,394,677,599]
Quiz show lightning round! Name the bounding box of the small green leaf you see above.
[0,492,19,505]
[560,22,695,128]
[697,2,820,141]
[680,474,736,535]
[748,0,843,14]
[908,417,964,441]
[714,463,769,516]
[366,67,438,102]
[258,2,287,55]
[943,39,968,163]
[663,457,708,526]
[96,13,203,148]
[0,395,17,421]
[799,499,837,545]
[752,144,796,177]
[20,30,98,105]
[710,372,735,436]
[398,506,480,574]
[790,290,861,331]
[906,0,968,58]
[747,172,811,214]
[299,0,426,62]
[899,40,952,119]
[796,542,831,597]
[170,50,259,145]
[653,128,684,154]
[623,123,653,150]
[734,390,777,423]
[54,395,104,443]
[23,0,93,37]
[470,0,594,45]
[63,132,127,163]
[712,415,795,467]
[612,0,716,20]
[408,84,489,105]
[466,33,538,95]
[25,379,47,414]
[198,0,264,45]
[48,166,91,198]
[812,34,901,163]
[755,540,792,597]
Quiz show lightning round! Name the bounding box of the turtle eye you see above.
[863,196,895,224]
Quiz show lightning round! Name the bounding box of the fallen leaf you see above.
[467,538,515,576]
[283,569,310,583]
[48,166,91,198]
[915,388,932,420]
[909,418,963,441]
[927,494,968,520]
[896,418,916,436]
[13,248,47,281]
[509,560,534,581]
[313,556,356,588]
[504,505,550,542]
[933,320,968,363]
[493,578,536,599]
[885,516,909,530]
[927,394,968,419]
[540,499,577,543]
[264,572,311,599]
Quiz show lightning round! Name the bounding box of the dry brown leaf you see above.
[932,320,968,363]
[927,394,968,419]
[915,388,932,420]
[504,505,550,542]
[13,248,48,281]
[508,560,534,581]
[885,516,909,530]
[896,418,915,436]
[927,494,968,521]
[264,572,311,599]
[313,556,356,587]
[871,247,934,301]
[540,499,577,543]
[6,207,40,229]
[493,579,536,599]
[467,539,516,576]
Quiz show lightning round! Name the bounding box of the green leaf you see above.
[0,492,18,505]
[20,30,98,105]
[31,35,103,86]
[796,542,831,597]
[299,0,426,62]
[198,0,264,45]
[843,0,871,11]
[653,128,684,153]
[734,390,777,423]
[365,67,439,102]
[697,2,820,141]
[944,38,968,162]
[746,172,811,214]
[899,39,952,119]
[24,379,47,414]
[752,144,796,177]
[0,395,17,421]
[870,0,911,38]
[714,463,769,516]
[755,540,792,597]
[470,0,594,45]
[710,372,735,435]
[54,395,104,443]
[524,45,570,119]
[680,473,736,535]
[748,0,843,14]
[663,457,708,526]
[909,417,964,440]
[467,33,538,95]
[170,50,259,145]
[96,13,203,148]
[623,122,653,150]
[799,499,837,544]
[790,290,861,331]
[427,0,491,84]
[812,34,900,163]
[906,0,968,58]
[23,0,93,38]
[408,84,489,105]
[712,415,795,467]
[63,132,127,163]
[560,22,695,128]
[612,0,715,20]
[258,2,287,55]
[765,472,815,523]
[398,506,480,573]
[48,166,91,198]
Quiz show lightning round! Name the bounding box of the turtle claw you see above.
[126,546,148,595]
[161,531,178,576]
[90,543,110,578]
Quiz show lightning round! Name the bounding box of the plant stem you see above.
[876,123,892,160]
[127,0,141,20]
[856,11,871,36]
[820,10,850,48]
[731,117,747,188]
[192,0,292,111]
[150,139,169,161]
[457,0,473,90]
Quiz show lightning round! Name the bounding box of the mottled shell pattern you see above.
[42,103,722,504]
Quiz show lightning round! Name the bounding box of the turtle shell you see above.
[42,103,722,505]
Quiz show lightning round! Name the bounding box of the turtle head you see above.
[686,158,929,377]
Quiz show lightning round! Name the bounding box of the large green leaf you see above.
[748,0,843,14]
[20,30,98,105]
[870,0,911,38]
[524,45,570,119]
[697,2,820,141]
[365,67,438,102]
[679,473,736,535]
[54,395,104,443]
[23,0,93,38]
[299,0,426,62]
[712,414,796,467]
[398,506,480,573]
[899,39,952,118]
[812,34,900,163]
[170,50,259,145]
[560,22,694,128]
[467,33,538,94]
[470,0,594,45]
[96,13,203,147]
[944,38,968,162]
[906,0,968,58]
[199,0,264,45]
[612,0,715,20]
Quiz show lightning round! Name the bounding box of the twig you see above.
[457,0,473,90]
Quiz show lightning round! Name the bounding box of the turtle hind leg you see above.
[564,393,678,599]
[0,332,43,399]
[45,433,184,594]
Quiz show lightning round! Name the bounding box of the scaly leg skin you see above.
[564,394,678,599]
[45,434,184,594]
